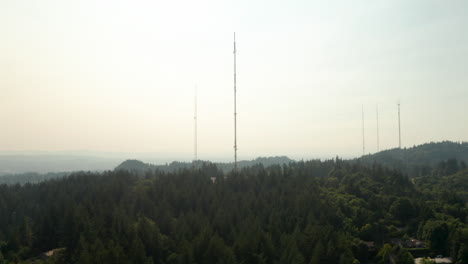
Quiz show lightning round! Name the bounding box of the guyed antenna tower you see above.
[194,84,198,162]
[376,104,380,152]
[398,102,401,149]
[233,32,238,169]
[362,104,365,156]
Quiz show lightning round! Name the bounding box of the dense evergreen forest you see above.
[1,158,468,264]
[359,141,468,177]
[115,156,294,174]
[0,157,293,186]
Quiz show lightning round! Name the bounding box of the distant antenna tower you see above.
[376,104,380,152]
[233,32,238,170]
[194,84,198,162]
[398,102,401,149]
[362,104,365,156]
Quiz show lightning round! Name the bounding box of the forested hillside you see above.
[1,160,467,264]
[115,156,294,174]
[358,141,468,177]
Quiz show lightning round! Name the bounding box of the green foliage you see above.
[0,158,467,263]
[390,198,414,222]
[377,244,393,263]
[421,220,449,255]
[394,248,414,264]
[457,244,468,264]
[377,244,414,264]
[116,156,294,174]
[359,141,468,177]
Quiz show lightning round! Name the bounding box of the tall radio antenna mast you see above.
[398,102,401,149]
[194,84,198,162]
[376,104,380,152]
[233,32,238,170]
[362,104,365,156]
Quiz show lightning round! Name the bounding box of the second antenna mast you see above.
[194,84,197,162]
[362,105,365,156]
[233,32,238,170]
[398,102,401,149]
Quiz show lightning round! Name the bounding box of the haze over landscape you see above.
[2,0,467,161]
[2,1,468,264]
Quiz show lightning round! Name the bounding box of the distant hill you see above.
[115,156,295,174]
[358,141,468,177]
[115,159,152,172]
[220,156,296,172]
[116,142,468,177]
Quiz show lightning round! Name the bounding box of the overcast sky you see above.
[1,0,467,162]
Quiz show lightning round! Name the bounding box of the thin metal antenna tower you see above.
[233,32,238,170]
[376,104,380,152]
[362,104,365,156]
[194,84,198,162]
[398,102,401,149]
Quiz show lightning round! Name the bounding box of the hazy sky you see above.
[1,0,467,161]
